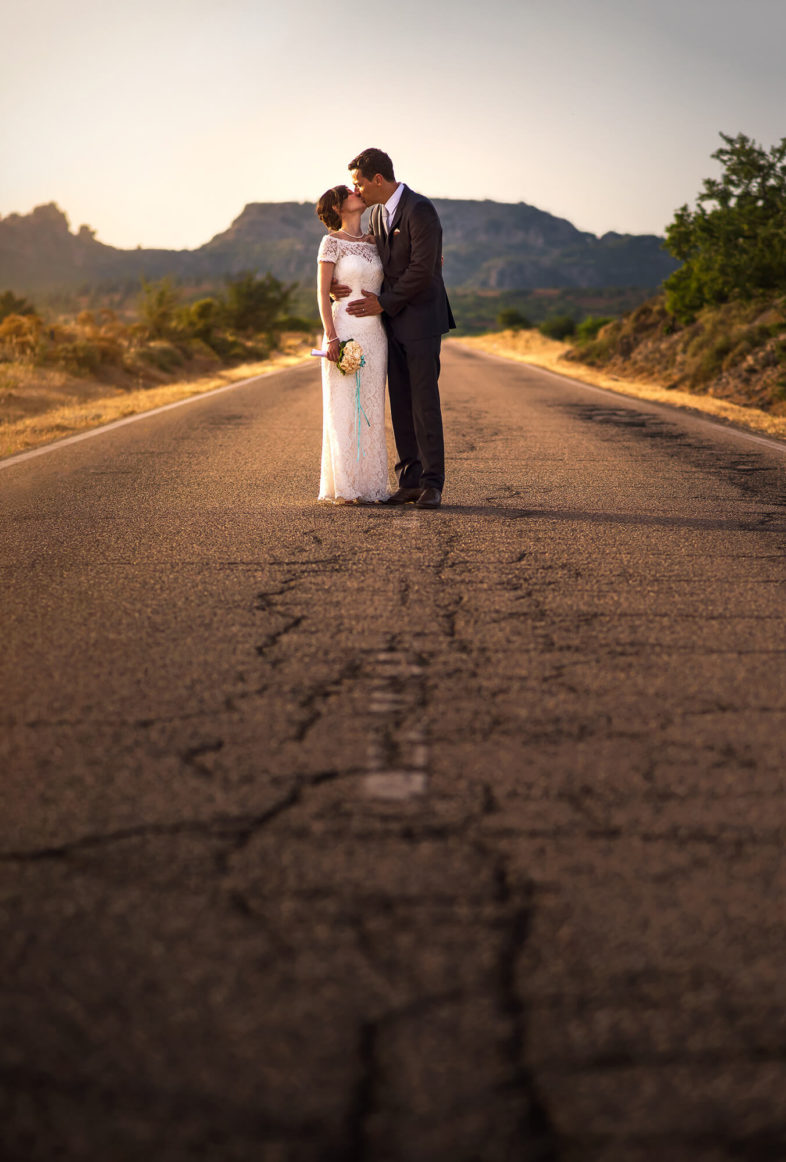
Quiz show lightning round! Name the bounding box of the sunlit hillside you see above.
[0,198,678,296]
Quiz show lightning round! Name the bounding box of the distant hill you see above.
[0,203,194,293]
[0,199,678,296]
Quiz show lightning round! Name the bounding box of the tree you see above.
[0,290,35,323]
[223,271,296,335]
[664,132,786,319]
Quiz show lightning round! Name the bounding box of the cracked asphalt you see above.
[2,343,786,1161]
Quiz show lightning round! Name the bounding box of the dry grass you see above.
[456,329,786,442]
[0,335,315,458]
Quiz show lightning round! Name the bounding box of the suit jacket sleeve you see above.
[378,200,441,318]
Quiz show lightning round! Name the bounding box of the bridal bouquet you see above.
[336,339,365,376]
[310,338,366,374]
[310,338,369,461]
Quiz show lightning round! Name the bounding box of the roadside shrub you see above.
[721,324,776,372]
[138,341,186,373]
[223,271,296,334]
[47,340,102,376]
[178,297,223,345]
[565,296,672,367]
[138,276,181,339]
[539,314,576,341]
[210,333,273,362]
[277,314,317,332]
[575,315,615,343]
[688,334,737,385]
[0,313,43,360]
[578,318,625,361]
[186,337,223,364]
[497,308,531,331]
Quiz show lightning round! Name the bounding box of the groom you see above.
[333,148,455,508]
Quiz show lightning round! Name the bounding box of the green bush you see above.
[208,333,271,362]
[575,315,615,343]
[138,276,181,339]
[277,314,318,332]
[497,308,531,331]
[178,297,223,345]
[539,314,576,341]
[223,271,296,334]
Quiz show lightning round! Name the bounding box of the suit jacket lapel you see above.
[387,184,409,238]
[371,204,386,257]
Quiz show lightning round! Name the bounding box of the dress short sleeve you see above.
[318,234,340,264]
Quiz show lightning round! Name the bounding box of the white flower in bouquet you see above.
[337,339,365,376]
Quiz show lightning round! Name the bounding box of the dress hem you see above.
[318,491,390,505]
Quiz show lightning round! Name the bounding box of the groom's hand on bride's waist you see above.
[347,290,382,317]
[329,280,351,300]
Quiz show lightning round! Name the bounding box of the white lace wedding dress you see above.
[317,235,390,502]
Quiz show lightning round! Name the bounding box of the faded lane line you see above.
[0,362,309,471]
[364,648,429,800]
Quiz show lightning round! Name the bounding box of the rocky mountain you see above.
[0,204,196,293]
[0,199,678,296]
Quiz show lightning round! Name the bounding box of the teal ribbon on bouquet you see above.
[355,368,370,462]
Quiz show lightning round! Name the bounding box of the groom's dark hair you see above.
[349,148,395,182]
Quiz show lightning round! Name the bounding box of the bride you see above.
[315,184,390,503]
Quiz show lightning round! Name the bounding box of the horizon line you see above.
[0,197,668,253]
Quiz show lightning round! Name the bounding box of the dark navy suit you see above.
[370,186,455,491]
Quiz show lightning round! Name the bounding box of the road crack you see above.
[0,772,342,864]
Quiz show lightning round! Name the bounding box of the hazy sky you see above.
[2,0,785,250]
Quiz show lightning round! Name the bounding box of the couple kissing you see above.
[315,147,455,508]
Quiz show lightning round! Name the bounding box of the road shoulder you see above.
[455,331,786,444]
[1,340,314,460]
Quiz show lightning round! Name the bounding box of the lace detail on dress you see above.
[318,235,379,264]
[317,237,390,503]
[318,234,340,263]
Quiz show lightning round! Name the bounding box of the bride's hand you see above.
[326,336,341,362]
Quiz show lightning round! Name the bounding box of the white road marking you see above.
[362,647,429,800]
[364,772,428,800]
[0,364,307,471]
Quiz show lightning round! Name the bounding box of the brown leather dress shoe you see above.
[415,487,442,508]
[383,487,422,505]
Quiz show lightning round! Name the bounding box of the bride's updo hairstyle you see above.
[316,184,350,231]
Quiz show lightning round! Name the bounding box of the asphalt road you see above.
[2,343,786,1162]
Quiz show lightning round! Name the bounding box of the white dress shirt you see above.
[383,183,405,233]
